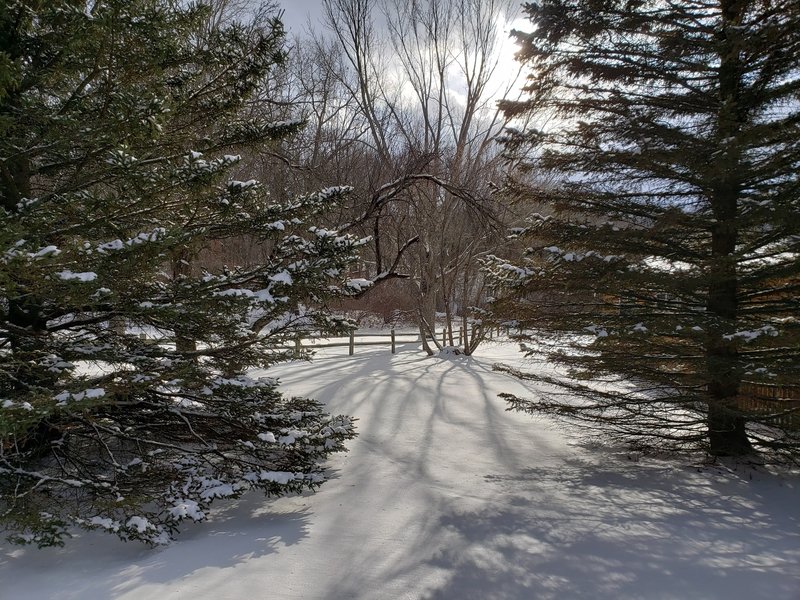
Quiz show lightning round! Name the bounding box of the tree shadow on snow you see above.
[0,491,312,600]
[423,457,800,600]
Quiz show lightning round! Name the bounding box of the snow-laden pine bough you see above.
[1,375,355,546]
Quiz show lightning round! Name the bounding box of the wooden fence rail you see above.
[129,324,506,355]
[294,330,431,357]
[291,326,506,357]
[737,382,800,430]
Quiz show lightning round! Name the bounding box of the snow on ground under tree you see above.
[1,341,798,599]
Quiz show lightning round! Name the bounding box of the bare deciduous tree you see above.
[300,0,523,354]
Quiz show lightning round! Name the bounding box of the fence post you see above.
[349,330,355,356]
[391,329,396,354]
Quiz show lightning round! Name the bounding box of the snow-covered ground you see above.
[2,341,798,599]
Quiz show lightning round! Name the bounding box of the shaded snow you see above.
[1,343,798,600]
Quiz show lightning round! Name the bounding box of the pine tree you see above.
[489,0,799,458]
[0,0,358,546]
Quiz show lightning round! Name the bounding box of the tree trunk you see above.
[172,248,197,355]
[419,319,434,355]
[707,397,750,456]
[461,313,472,356]
[705,0,751,456]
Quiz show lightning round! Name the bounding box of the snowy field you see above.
[1,341,798,600]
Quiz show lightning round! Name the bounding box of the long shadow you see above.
[286,350,798,600]
[275,350,800,599]
[264,347,421,408]
[314,351,563,600]
[0,493,312,600]
[7,345,797,600]
[304,342,800,600]
[0,351,406,598]
[423,458,800,600]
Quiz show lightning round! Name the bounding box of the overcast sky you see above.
[276,0,325,35]
[273,0,529,103]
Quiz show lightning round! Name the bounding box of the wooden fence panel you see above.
[737,382,800,430]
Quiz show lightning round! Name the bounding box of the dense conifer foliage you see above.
[0,0,358,545]
[488,0,799,458]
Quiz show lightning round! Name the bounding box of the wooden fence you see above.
[292,325,506,357]
[738,382,800,430]
[293,330,415,356]
[130,324,506,355]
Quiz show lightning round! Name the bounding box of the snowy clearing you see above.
[1,341,798,600]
